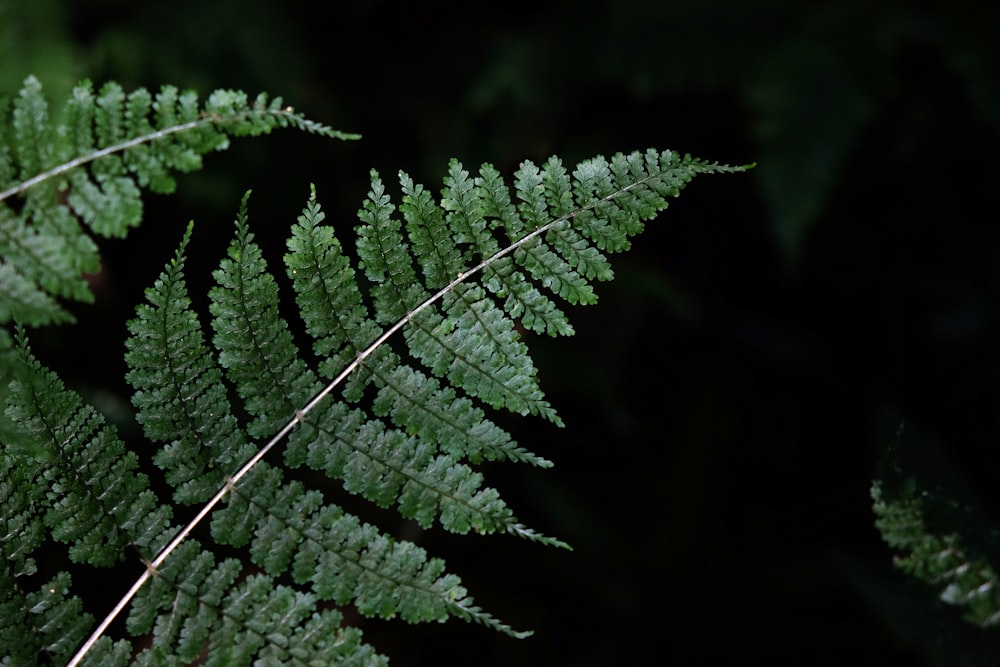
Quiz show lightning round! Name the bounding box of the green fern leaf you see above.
[39,146,747,665]
[67,170,143,237]
[126,224,523,637]
[0,192,94,313]
[76,639,132,667]
[406,283,558,420]
[209,192,320,438]
[0,75,358,332]
[0,256,72,326]
[285,192,549,469]
[11,76,52,178]
[94,81,128,149]
[505,162,596,306]
[472,161,574,336]
[284,187,383,400]
[290,396,541,542]
[0,459,43,580]
[126,539,385,666]
[127,542,238,656]
[1,333,180,666]
[0,456,104,666]
[210,194,549,541]
[6,328,176,565]
[213,462,514,632]
[277,611,387,667]
[22,573,96,663]
[358,169,558,421]
[400,172,463,289]
[356,172,426,322]
[204,575,325,666]
[285,190,380,368]
[125,221,254,504]
[442,158,497,258]
[0,97,13,186]
[371,361,552,466]
[5,332,394,667]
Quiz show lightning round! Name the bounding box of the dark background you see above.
[4,0,1000,664]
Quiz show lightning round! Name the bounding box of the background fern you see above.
[873,468,1000,628]
[872,426,1000,661]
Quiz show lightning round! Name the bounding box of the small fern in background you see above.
[873,430,1000,629]
[0,74,751,665]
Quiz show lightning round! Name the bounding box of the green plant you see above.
[1,76,750,665]
[873,427,1000,631]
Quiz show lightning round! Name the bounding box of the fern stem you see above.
[0,118,201,203]
[0,108,336,204]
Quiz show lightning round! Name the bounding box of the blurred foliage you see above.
[0,0,81,104]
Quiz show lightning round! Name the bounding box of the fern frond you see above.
[5,328,176,565]
[61,147,746,664]
[502,160,596,305]
[873,460,1000,627]
[76,639,132,667]
[205,573,379,667]
[1,332,184,666]
[0,75,358,331]
[0,568,90,666]
[204,149,746,542]
[442,159,499,258]
[0,96,10,186]
[0,456,124,665]
[0,256,70,326]
[405,284,559,421]
[285,193,551,466]
[293,354,554,543]
[10,75,51,180]
[286,189,549,468]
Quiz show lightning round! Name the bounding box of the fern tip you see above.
[509,524,572,550]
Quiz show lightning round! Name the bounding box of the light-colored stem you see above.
[0,108,322,204]
[0,120,207,204]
